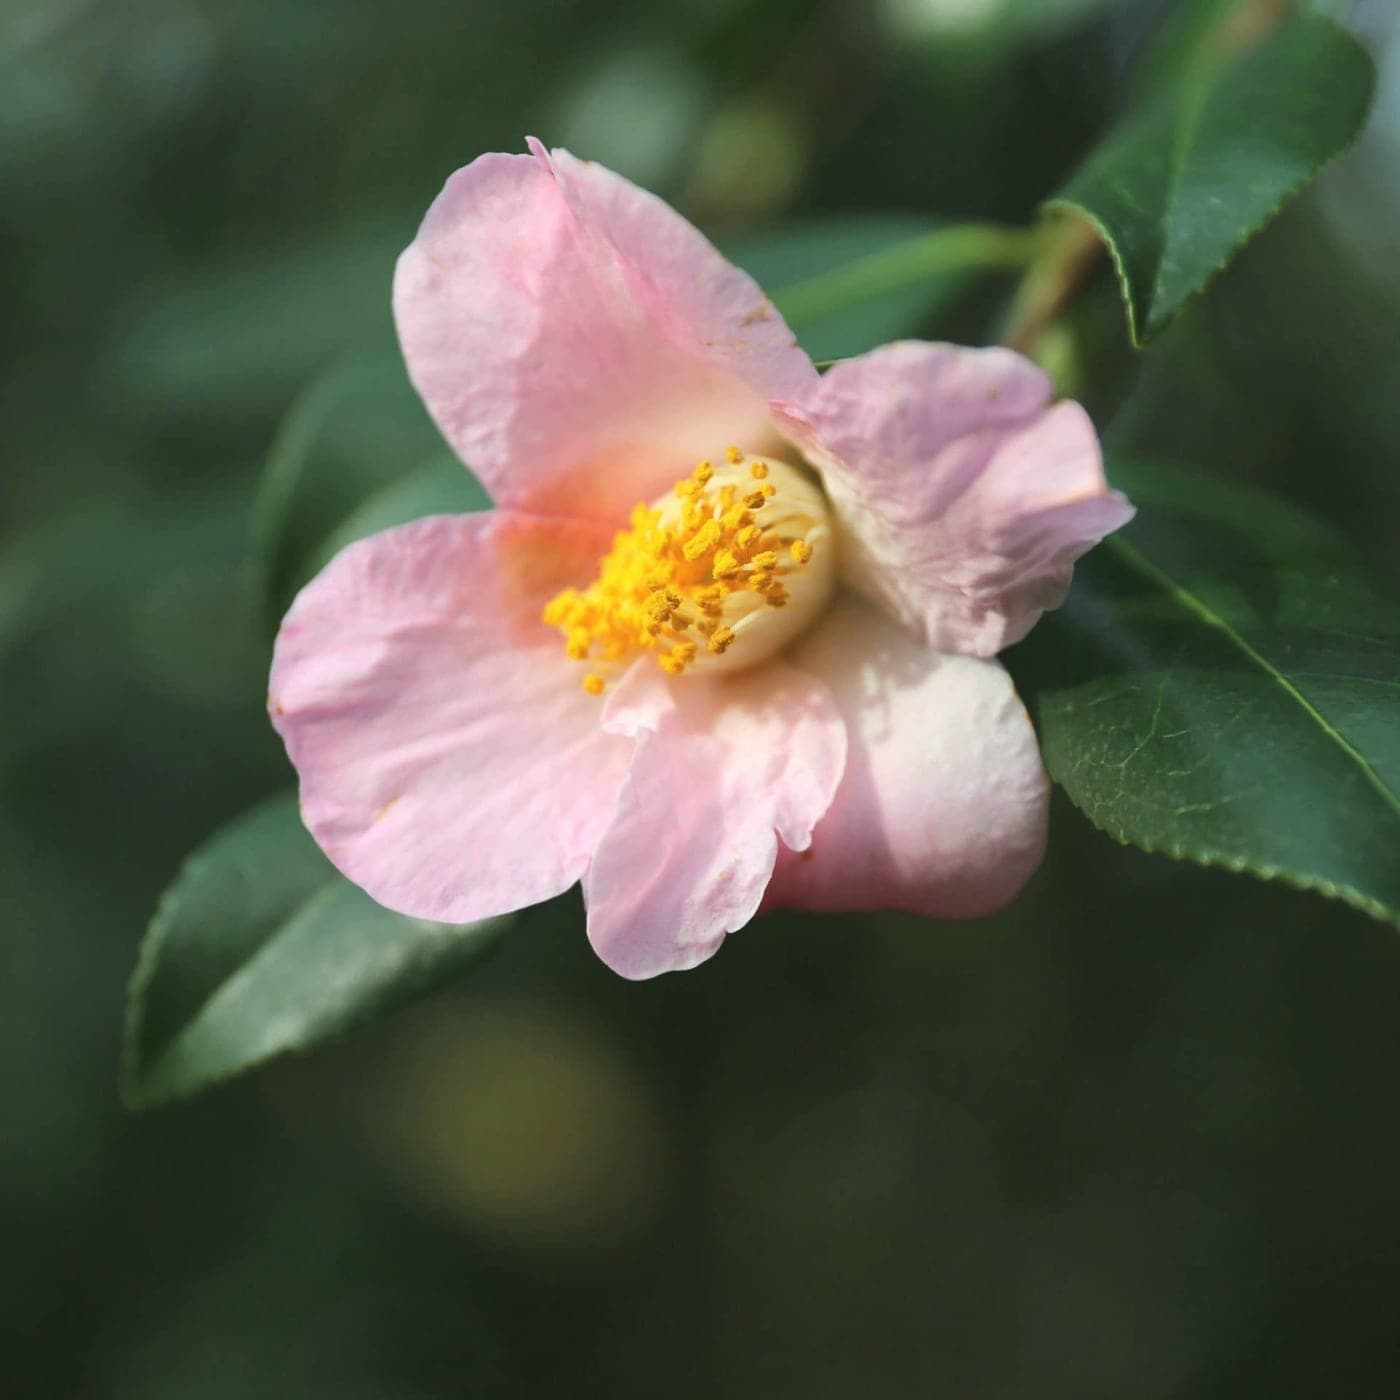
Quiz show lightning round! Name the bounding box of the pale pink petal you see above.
[779,341,1134,656]
[583,662,846,979]
[270,512,633,924]
[765,598,1049,917]
[393,140,818,523]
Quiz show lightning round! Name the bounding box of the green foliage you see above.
[123,794,506,1107]
[110,5,1395,1115]
[1049,12,1375,344]
[1008,460,1400,929]
[12,0,1400,1387]
[729,217,1034,363]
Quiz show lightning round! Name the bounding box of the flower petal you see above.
[393,140,819,523]
[583,662,846,979]
[780,341,1134,655]
[270,512,633,924]
[766,597,1049,917]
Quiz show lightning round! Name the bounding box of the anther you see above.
[681,519,722,561]
[644,590,676,624]
[712,549,742,579]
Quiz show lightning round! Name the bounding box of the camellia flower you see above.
[269,139,1134,979]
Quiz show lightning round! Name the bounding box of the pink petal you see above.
[780,341,1134,656]
[583,662,846,979]
[270,512,633,924]
[766,597,1049,918]
[393,140,819,523]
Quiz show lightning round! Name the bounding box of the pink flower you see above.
[269,139,1133,979]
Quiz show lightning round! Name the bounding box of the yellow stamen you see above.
[681,518,722,561]
[542,451,834,691]
[712,548,742,579]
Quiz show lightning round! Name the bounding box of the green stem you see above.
[998,215,1104,355]
[771,223,1043,331]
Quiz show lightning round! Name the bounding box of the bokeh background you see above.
[5,0,1400,1395]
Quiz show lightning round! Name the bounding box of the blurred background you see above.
[4,0,1400,1395]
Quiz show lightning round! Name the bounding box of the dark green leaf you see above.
[124,794,505,1107]
[1048,13,1374,344]
[1008,460,1400,928]
[252,352,487,623]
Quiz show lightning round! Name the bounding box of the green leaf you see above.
[1007,460,1400,928]
[1048,13,1375,344]
[727,216,1035,363]
[124,794,505,1107]
[252,352,487,623]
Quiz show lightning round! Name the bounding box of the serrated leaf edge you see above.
[1044,15,1377,347]
[1052,780,1400,932]
[1038,521,1400,933]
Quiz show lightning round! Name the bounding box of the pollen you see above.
[543,450,835,689]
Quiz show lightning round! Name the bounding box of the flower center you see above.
[543,446,835,694]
